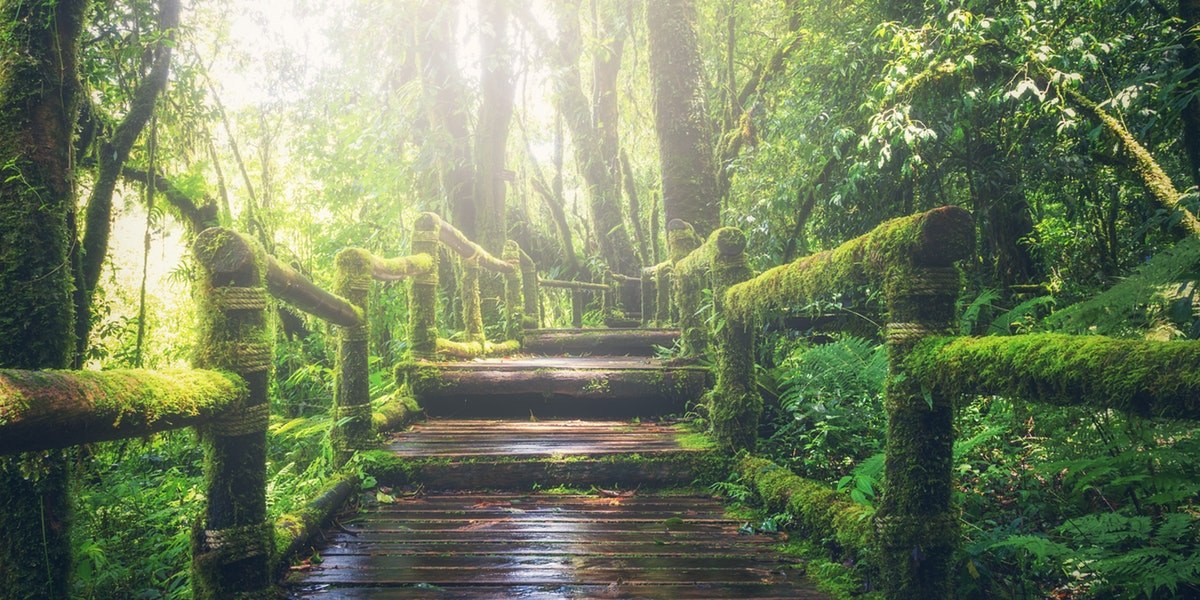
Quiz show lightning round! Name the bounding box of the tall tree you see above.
[646,0,720,237]
[0,1,89,595]
[74,0,180,366]
[474,0,516,254]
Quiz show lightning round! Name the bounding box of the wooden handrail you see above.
[539,278,608,291]
[420,212,514,274]
[0,368,246,455]
[266,254,363,327]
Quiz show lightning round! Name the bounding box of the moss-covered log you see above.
[409,214,441,359]
[675,227,748,358]
[907,335,1200,420]
[332,247,374,465]
[434,337,522,359]
[272,473,357,575]
[521,328,679,356]
[0,369,246,455]
[422,211,514,274]
[371,392,423,433]
[738,456,873,557]
[725,206,973,322]
[191,227,274,599]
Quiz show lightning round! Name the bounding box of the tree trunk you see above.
[418,0,476,237]
[1180,0,1200,186]
[75,0,180,365]
[0,1,89,596]
[538,1,640,275]
[646,0,720,237]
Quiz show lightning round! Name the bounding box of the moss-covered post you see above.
[666,219,700,330]
[571,289,584,328]
[191,228,273,598]
[409,214,441,359]
[519,248,540,329]
[332,248,372,466]
[875,207,973,600]
[656,264,674,326]
[641,267,658,326]
[708,228,756,450]
[502,240,525,341]
[461,255,485,345]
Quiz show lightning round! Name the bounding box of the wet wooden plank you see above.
[291,565,792,585]
[288,583,823,599]
[309,554,799,570]
[313,541,783,557]
[318,530,781,544]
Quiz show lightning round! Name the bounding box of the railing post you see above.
[876,209,972,599]
[502,240,525,340]
[708,228,755,449]
[641,267,657,327]
[666,219,700,333]
[656,264,674,326]
[461,255,485,345]
[409,214,441,359]
[519,249,540,329]
[571,289,584,328]
[191,228,273,599]
[333,249,372,466]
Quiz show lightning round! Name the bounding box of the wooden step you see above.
[406,357,708,419]
[522,328,679,356]
[374,420,723,490]
[284,493,827,599]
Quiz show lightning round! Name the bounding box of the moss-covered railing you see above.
[406,212,532,359]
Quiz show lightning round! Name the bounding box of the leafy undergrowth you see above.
[753,335,1200,598]
[70,411,344,599]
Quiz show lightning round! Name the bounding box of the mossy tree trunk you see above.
[0,1,88,596]
[191,229,273,598]
[646,0,720,237]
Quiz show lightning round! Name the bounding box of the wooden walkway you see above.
[284,328,826,598]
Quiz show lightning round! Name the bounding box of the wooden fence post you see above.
[571,289,584,328]
[656,264,674,326]
[409,214,440,359]
[191,228,273,599]
[333,249,372,465]
[502,240,525,340]
[461,255,485,345]
[641,267,657,326]
[519,249,540,329]
[708,228,755,449]
[876,208,972,599]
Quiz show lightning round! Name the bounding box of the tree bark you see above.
[417,0,476,237]
[1179,0,1200,186]
[75,0,180,366]
[0,1,89,595]
[646,0,720,237]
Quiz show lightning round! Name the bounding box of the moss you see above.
[460,255,485,344]
[0,368,246,446]
[655,264,674,325]
[434,337,521,359]
[666,219,702,263]
[907,334,1200,419]
[408,214,441,359]
[737,456,873,557]
[371,392,422,432]
[519,249,540,328]
[724,206,973,323]
[502,241,525,341]
[333,248,373,464]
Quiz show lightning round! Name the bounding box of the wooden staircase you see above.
[284,328,827,598]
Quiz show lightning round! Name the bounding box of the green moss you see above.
[907,334,1200,419]
[737,456,873,557]
[460,256,485,344]
[434,337,521,359]
[724,206,973,323]
[371,392,422,432]
[408,215,441,359]
[502,241,525,341]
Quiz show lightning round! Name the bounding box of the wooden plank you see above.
[286,583,825,600]
[290,565,792,585]
[316,530,779,544]
[314,541,782,557]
